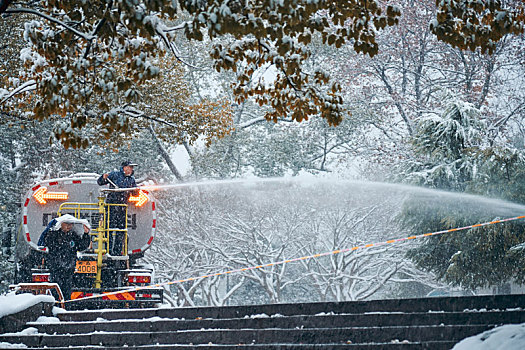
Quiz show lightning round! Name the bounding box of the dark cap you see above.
[121,160,138,167]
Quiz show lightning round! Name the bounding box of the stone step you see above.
[29,310,525,335]
[0,324,494,348]
[9,341,459,350]
[57,294,525,322]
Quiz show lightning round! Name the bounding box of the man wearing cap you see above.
[97,160,138,255]
[40,214,91,300]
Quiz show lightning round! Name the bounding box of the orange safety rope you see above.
[62,214,525,304]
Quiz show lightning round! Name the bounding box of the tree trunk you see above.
[148,124,183,181]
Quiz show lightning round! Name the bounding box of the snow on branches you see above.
[431,0,525,54]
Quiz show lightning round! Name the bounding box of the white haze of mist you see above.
[144,175,525,308]
[145,176,525,220]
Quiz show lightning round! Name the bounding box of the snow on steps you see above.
[1,294,524,349]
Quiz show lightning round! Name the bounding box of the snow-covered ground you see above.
[0,292,54,319]
[452,323,525,350]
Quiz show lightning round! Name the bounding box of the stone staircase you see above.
[1,294,524,349]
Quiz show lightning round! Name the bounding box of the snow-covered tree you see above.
[399,94,525,290]
[146,180,442,306]
[403,94,482,190]
[325,1,525,178]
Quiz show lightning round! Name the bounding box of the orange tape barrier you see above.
[71,291,136,301]
[63,214,525,304]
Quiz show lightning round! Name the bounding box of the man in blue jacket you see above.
[97,160,138,255]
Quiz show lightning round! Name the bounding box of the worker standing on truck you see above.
[39,214,91,300]
[97,160,138,255]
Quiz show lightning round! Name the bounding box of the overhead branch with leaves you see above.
[1,0,400,147]
[181,0,402,126]
[431,0,525,54]
[0,1,183,147]
[1,1,524,148]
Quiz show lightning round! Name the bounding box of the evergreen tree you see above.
[398,94,525,290]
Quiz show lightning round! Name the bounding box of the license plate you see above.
[75,261,97,274]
